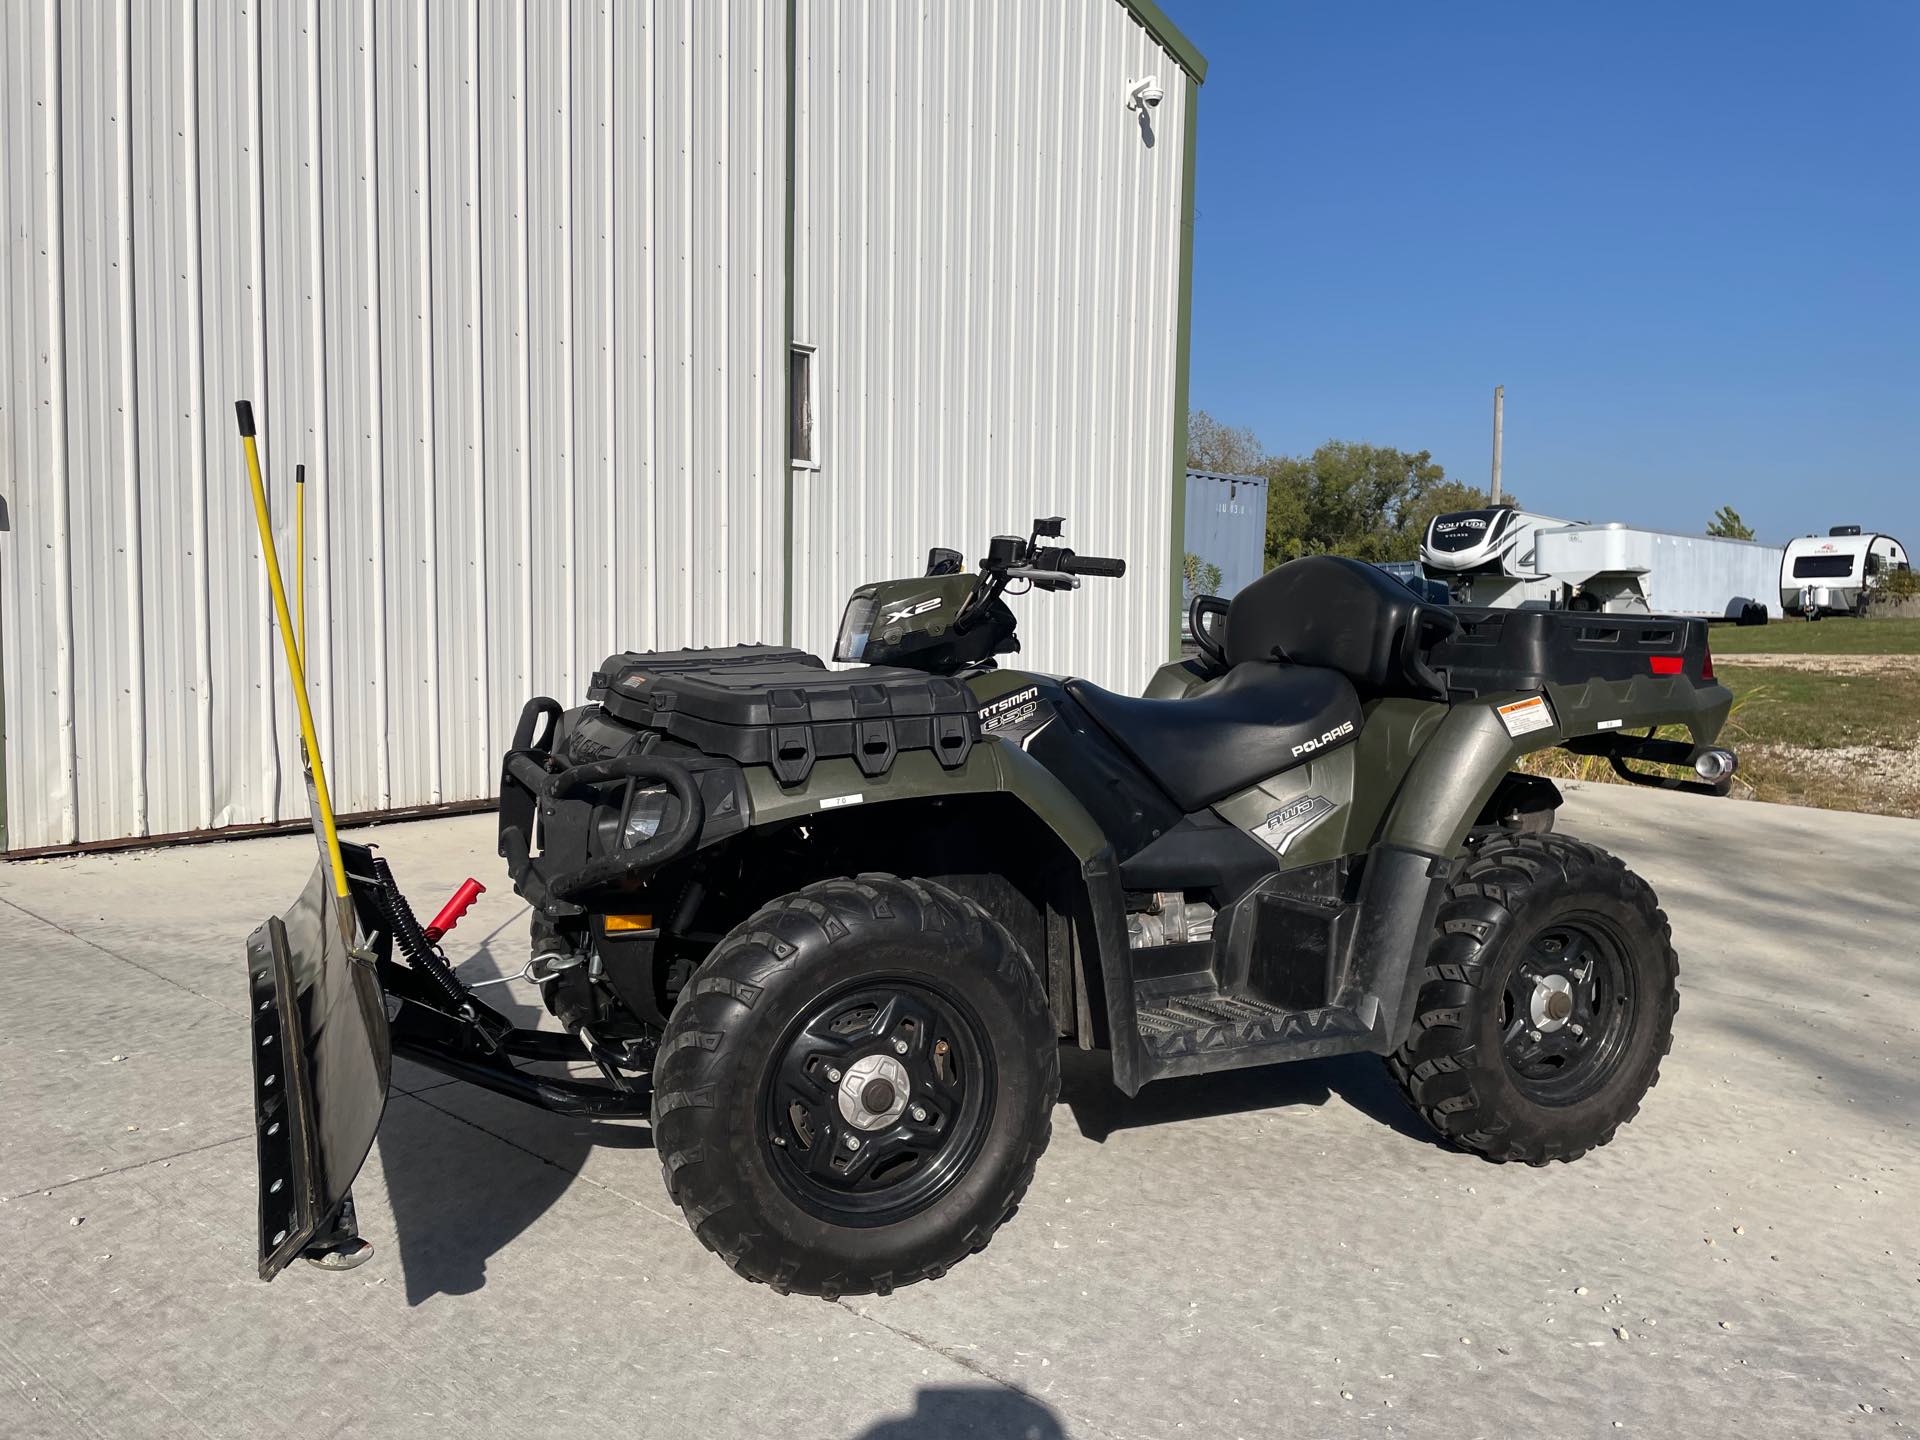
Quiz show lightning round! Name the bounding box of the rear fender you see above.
[1380,677,1734,860]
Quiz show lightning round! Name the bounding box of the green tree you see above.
[1258,441,1509,569]
[1186,409,1264,476]
[1182,552,1224,600]
[1706,505,1756,540]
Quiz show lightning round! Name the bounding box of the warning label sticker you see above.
[1495,694,1555,738]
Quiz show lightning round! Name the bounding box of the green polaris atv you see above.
[245,519,1735,1298]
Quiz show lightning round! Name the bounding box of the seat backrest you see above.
[1222,555,1457,698]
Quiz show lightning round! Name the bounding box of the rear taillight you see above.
[1649,655,1684,675]
[1702,646,1714,680]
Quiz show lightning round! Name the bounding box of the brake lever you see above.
[1003,565,1080,590]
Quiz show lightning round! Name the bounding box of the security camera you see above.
[1126,75,1164,111]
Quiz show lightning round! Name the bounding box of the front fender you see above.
[738,739,1109,862]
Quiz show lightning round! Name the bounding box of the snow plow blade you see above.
[246,841,392,1280]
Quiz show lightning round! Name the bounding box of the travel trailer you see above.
[1418,507,1579,608]
[1780,528,1911,618]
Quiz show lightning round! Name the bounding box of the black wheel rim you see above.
[761,975,996,1227]
[1497,915,1638,1106]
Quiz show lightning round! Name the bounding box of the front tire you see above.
[652,874,1057,1297]
[1387,834,1677,1164]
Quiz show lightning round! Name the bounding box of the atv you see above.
[245,517,1736,1298]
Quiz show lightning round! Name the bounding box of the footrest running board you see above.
[1133,988,1376,1083]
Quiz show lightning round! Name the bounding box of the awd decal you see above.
[1252,794,1335,854]
[1290,719,1355,759]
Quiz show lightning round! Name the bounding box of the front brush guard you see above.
[497,697,705,915]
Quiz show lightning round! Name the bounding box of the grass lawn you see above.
[1716,662,1919,748]
[1714,662,1920,818]
[1523,609,1920,816]
[1708,615,1920,655]
[1525,659,1920,819]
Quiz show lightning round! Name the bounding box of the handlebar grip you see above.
[1061,553,1126,578]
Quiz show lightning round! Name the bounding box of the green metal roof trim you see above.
[1166,78,1200,656]
[1118,0,1208,84]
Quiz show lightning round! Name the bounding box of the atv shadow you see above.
[850,1385,1067,1439]
[376,933,653,1305]
[1058,1046,1442,1148]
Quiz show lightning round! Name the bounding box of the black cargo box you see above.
[1428,608,1710,700]
[587,645,976,786]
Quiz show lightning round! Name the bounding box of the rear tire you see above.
[652,874,1057,1297]
[1386,834,1677,1164]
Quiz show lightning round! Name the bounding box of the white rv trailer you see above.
[1419,507,1581,607]
[1780,528,1911,617]
[1531,524,1782,620]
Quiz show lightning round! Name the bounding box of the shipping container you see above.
[1181,469,1269,605]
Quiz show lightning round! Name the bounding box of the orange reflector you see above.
[603,913,655,933]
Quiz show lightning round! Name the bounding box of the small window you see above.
[789,345,818,469]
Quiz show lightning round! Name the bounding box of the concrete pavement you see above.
[1,783,1914,1438]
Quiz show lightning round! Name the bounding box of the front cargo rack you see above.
[587,644,977,786]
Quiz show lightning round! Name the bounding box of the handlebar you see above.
[1060,552,1125,578]
[1005,542,1126,582]
[950,520,1128,642]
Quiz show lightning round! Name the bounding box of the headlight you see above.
[834,593,878,663]
[621,784,671,847]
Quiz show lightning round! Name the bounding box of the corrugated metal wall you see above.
[2,0,787,851]
[3,0,1195,852]
[788,0,1191,695]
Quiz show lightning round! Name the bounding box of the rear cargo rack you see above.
[1428,608,1709,700]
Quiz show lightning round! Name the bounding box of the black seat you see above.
[1223,555,1458,699]
[1065,662,1362,813]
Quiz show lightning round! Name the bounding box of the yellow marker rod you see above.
[235,402,350,901]
[294,462,308,668]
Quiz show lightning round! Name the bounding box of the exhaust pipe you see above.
[1693,749,1738,784]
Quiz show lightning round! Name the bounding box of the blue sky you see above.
[1173,2,1918,548]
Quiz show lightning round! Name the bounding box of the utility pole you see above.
[1490,384,1505,504]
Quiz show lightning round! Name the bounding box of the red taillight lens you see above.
[1702,647,1714,680]
[1649,655,1684,675]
